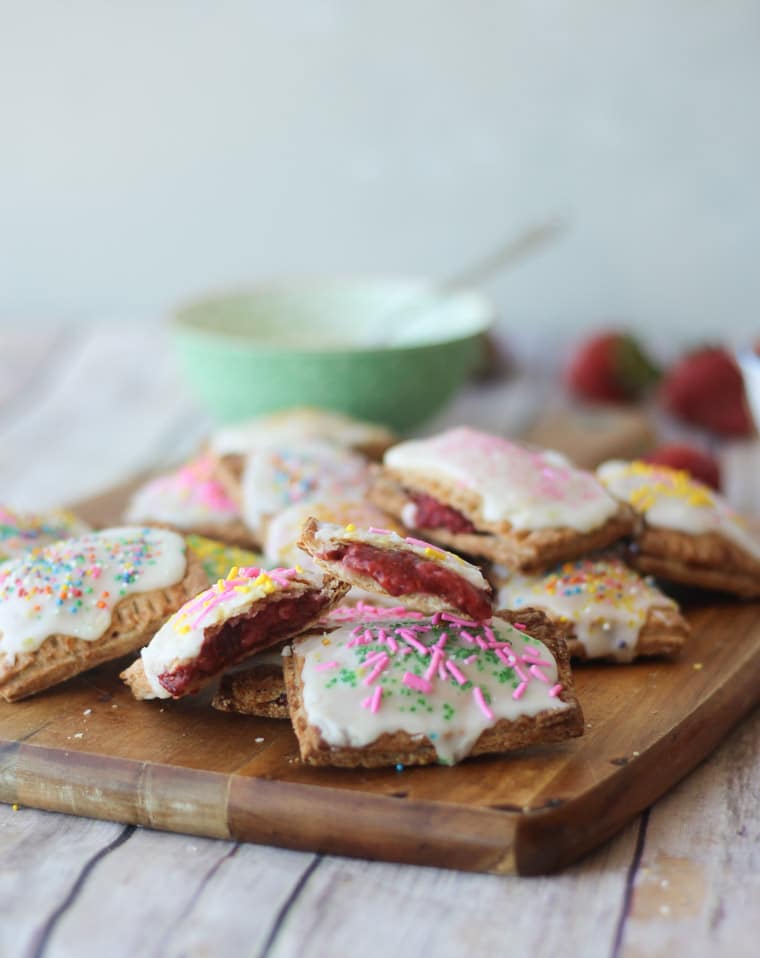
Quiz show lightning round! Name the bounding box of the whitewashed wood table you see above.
[0,326,758,958]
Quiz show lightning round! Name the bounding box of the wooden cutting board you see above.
[0,482,758,876]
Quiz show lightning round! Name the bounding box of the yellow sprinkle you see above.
[216,578,225,590]
[295,564,304,574]
[11,804,19,812]
[321,638,331,646]
[423,546,446,561]
[345,523,356,532]
[693,662,703,670]
[227,566,240,580]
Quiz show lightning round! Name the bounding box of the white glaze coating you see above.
[598,460,760,560]
[0,527,187,664]
[125,456,239,528]
[310,520,490,592]
[211,408,392,456]
[241,440,370,534]
[495,557,676,663]
[140,566,312,698]
[385,427,619,532]
[297,615,569,765]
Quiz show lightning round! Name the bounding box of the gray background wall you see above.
[2,1,758,336]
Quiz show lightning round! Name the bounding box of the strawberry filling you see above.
[409,491,476,534]
[158,592,326,696]
[321,542,491,621]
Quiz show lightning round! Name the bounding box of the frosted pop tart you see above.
[598,460,760,597]
[124,456,256,549]
[122,566,348,700]
[283,608,583,768]
[371,427,634,571]
[0,527,206,701]
[493,556,690,662]
[210,407,396,462]
[298,518,493,620]
[0,505,90,562]
[214,439,371,546]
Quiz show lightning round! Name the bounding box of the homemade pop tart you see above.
[371,427,634,572]
[494,556,690,662]
[598,460,760,597]
[210,407,396,462]
[215,439,371,545]
[0,527,205,701]
[298,518,494,620]
[0,505,90,562]
[283,608,583,768]
[124,456,256,548]
[122,566,348,700]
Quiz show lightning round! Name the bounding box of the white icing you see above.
[598,460,760,560]
[0,527,187,664]
[310,520,490,592]
[385,427,619,532]
[125,457,239,529]
[241,440,371,535]
[211,408,392,456]
[297,615,569,765]
[140,566,313,698]
[495,557,675,663]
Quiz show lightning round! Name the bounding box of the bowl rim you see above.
[170,276,495,355]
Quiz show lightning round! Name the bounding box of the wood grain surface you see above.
[1,327,759,957]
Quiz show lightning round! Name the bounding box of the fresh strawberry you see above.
[566,332,660,403]
[643,443,721,491]
[660,347,753,437]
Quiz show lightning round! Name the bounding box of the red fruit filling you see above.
[158,592,326,697]
[321,542,492,621]
[409,492,476,534]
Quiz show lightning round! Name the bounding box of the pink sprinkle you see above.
[435,632,448,649]
[463,654,477,665]
[529,665,550,684]
[445,660,467,685]
[513,622,527,631]
[431,611,443,625]
[401,647,414,655]
[369,685,383,712]
[512,681,528,700]
[363,650,387,666]
[369,526,393,535]
[494,648,512,666]
[438,662,448,681]
[363,656,390,686]
[484,625,496,643]
[403,672,433,694]
[405,536,436,550]
[362,629,373,643]
[473,686,494,720]
[396,629,427,655]
[377,628,388,644]
[387,634,398,653]
[314,661,338,672]
[513,662,529,682]
[441,612,474,627]
[475,635,489,649]
[549,683,563,698]
[424,648,443,682]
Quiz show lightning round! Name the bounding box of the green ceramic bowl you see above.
[171,279,494,431]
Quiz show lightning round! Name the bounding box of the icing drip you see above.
[0,506,90,562]
[496,557,676,662]
[385,427,618,532]
[141,565,307,698]
[241,440,370,533]
[125,456,239,528]
[297,615,568,765]
[597,460,760,560]
[0,527,187,664]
